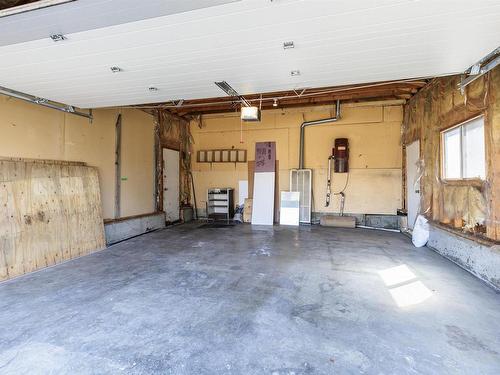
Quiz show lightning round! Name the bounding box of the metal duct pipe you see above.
[299,99,341,169]
[0,85,93,121]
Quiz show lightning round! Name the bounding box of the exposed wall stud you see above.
[114,113,122,219]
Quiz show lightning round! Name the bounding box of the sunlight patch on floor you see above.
[378,264,433,308]
[389,280,433,307]
[378,264,416,287]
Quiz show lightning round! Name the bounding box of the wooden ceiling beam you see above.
[172,95,405,116]
[167,91,415,115]
[171,82,425,106]
[131,79,429,116]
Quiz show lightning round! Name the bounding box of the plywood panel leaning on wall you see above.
[0,158,106,281]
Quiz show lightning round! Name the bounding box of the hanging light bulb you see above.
[273,98,278,107]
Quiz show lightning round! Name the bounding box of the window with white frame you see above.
[442,116,486,180]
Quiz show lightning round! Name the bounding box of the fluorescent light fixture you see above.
[283,41,295,49]
[214,81,251,107]
[110,66,122,73]
[0,0,75,18]
[291,70,301,77]
[215,81,239,97]
[241,106,261,122]
[50,33,66,42]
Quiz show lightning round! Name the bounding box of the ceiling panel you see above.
[0,0,499,108]
[0,0,240,46]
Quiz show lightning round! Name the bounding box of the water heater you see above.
[333,138,349,173]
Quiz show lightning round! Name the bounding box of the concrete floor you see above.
[1,224,499,374]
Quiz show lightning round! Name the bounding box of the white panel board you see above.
[238,180,248,206]
[406,140,420,229]
[251,172,275,226]
[280,191,300,226]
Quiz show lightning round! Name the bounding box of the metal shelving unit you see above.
[207,188,234,221]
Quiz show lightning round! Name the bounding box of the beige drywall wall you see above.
[0,96,154,219]
[190,102,403,215]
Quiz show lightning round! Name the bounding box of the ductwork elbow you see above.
[299,100,341,169]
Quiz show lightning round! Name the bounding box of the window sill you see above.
[440,178,485,187]
[431,221,500,247]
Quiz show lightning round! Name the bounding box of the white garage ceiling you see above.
[0,0,240,46]
[0,0,499,108]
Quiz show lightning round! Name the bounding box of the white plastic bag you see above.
[412,215,429,247]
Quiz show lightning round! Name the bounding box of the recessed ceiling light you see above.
[110,66,122,73]
[50,34,66,42]
[291,70,301,77]
[283,41,294,50]
[148,86,159,92]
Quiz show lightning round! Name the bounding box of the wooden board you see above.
[0,158,106,281]
[248,161,255,199]
[243,198,253,223]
